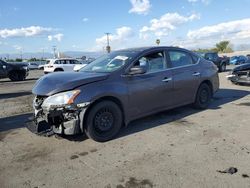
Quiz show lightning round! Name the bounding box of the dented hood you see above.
[32,72,109,96]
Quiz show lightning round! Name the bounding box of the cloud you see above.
[93,26,134,51]
[48,33,64,42]
[140,12,200,38]
[187,0,212,4]
[167,18,250,50]
[187,18,250,41]
[13,45,22,50]
[82,18,89,22]
[129,0,151,15]
[0,26,52,38]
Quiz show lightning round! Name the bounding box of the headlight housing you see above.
[42,90,81,110]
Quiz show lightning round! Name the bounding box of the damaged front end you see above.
[27,90,89,136]
[227,63,250,85]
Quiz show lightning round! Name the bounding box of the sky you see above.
[1,0,250,54]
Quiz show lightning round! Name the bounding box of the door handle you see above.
[162,77,172,82]
[192,72,201,76]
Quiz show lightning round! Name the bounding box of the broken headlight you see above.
[42,90,81,109]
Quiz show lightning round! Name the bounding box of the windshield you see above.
[79,51,136,73]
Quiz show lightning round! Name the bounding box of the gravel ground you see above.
[0,68,250,188]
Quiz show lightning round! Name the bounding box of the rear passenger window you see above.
[192,54,199,64]
[168,51,193,68]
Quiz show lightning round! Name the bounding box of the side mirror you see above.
[128,66,147,75]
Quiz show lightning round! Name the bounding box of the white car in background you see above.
[27,62,39,70]
[44,58,81,74]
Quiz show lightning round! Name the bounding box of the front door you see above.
[126,50,173,119]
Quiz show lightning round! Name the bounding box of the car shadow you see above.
[0,78,38,83]
[0,91,32,100]
[116,88,250,140]
[0,113,33,132]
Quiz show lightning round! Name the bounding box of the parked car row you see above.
[229,55,250,65]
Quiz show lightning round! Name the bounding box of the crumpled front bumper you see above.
[27,103,89,136]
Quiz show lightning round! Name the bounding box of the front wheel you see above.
[85,101,123,142]
[193,83,212,109]
[9,71,26,81]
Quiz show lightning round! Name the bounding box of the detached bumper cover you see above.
[227,73,250,84]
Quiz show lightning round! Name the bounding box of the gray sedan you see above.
[31,46,219,142]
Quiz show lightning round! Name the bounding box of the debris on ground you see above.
[242,174,249,178]
[217,167,238,174]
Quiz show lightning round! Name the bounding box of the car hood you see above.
[9,62,28,67]
[32,72,109,96]
[232,63,250,72]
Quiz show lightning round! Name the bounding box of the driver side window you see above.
[134,52,166,73]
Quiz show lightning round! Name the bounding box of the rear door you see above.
[167,50,201,106]
[126,50,173,118]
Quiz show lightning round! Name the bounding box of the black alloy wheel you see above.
[85,101,123,142]
[193,83,212,109]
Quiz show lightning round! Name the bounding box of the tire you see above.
[193,83,212,109]
[219,63,226,72]
[9,71,25,81]
[85,101,123,142]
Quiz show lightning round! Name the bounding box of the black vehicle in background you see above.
[227,62,250,85]
[0,59,29,81]
[200,52,229,72]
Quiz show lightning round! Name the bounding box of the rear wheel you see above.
[193,83,212,109]
[85,101,123,142]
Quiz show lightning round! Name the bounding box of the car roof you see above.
[46,58,77,61]
[116,46,191,53]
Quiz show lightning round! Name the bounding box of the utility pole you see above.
[42,48,44,60]
[52,46,57,58]
[20,50,23,61]
[105,32,111,53]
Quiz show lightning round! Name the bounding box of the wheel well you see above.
[54,68,64,71]
[82,96,125,130]
[200,80,213,95]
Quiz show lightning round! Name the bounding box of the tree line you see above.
[194,40,233,53]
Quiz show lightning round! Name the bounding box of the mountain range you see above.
[0,51,105,60]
